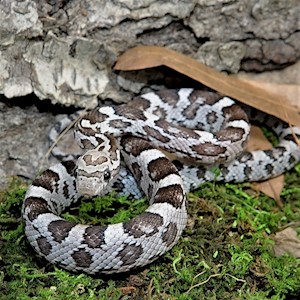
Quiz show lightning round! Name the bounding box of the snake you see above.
[22,88,300,274]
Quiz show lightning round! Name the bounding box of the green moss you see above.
[62,192,147,225]
[1,163,300,299]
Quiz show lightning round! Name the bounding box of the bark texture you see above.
[0,0,299,107]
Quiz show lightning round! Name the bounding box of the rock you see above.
[0,0,299,107]
[0,97,56,188]
[0,0,299,189]
[24,34,110,108]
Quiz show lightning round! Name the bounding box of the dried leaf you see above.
[237,80,300,111]
[273,227,300,258]
[246,126,272,152]
[237,60,300,86]
[115,46,300,127]
[251,179,284,206]
[115,46,299,200]
[119,286,136,295]
[246,126,284,204]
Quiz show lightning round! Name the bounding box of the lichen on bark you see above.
[0,0,299,107]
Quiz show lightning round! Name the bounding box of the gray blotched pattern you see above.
[23,89,300,274]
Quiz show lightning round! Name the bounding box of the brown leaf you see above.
[238,80,300,111]
[273,227,300,258]
[246,126,272,152]
[115,46,298,201]
[251,179,284,206]
[119,286,136,295]
[237,60,300,87]
[114,46,300,127]
[246,126,284,204]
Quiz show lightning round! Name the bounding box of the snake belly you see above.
[23,88,300,274]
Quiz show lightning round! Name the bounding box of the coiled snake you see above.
[23,89,300,274]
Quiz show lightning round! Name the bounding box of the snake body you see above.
[23,89,300,274]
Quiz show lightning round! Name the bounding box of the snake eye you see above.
[103,169,111,181]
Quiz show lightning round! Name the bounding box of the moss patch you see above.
[1,164,300,299]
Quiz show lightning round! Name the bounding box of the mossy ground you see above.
[1,164,300,300]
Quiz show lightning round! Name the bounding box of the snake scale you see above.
[23,88,300,274]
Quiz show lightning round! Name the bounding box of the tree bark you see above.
[0,0,299,108]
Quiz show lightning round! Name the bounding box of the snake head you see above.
[76,146,120,197]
